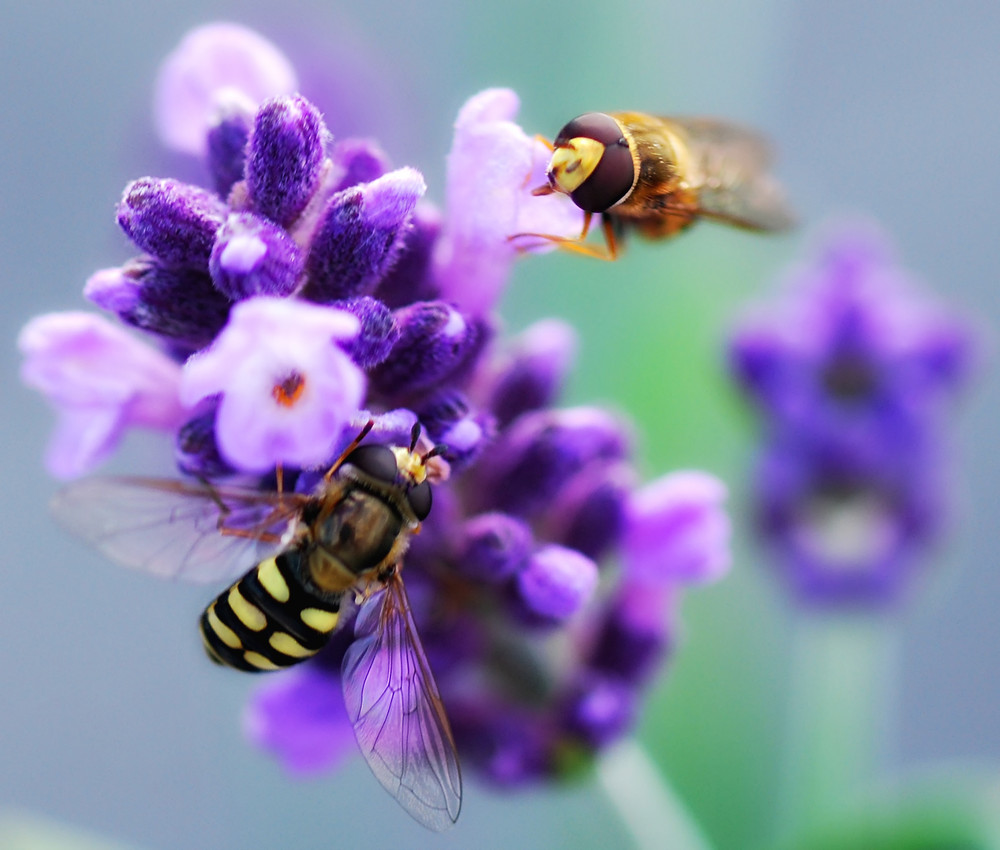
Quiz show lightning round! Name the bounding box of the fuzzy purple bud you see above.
[370,301,482,396]
[331,138,391,191]
[302,168,426,302]
[490,319,578,428]
[210,212,303,299]
[374,204,442,309]
[333,296,399,368]
[417,390,494,470]
[484,407,630,518]
[89,259,230,349]
[455,513,533,583]
[515,544,598,622]
[545,462,633,561]
[246,95,327,227]
[207,107,252,197]
[175,402,236,479]
[589,582,675,685]
[117,178,227,268]
[562,675,637,748]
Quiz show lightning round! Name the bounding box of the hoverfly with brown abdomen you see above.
[51,421,462,831]
[515,111,795,259]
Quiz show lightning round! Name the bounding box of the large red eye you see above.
[554,112,636,213]
[407,480,432,521]
[345,445,398,483]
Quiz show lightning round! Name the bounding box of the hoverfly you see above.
[50,422,462,831]
[517,111,795,259]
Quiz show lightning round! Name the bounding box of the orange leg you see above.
[509,213,619,261]
[324,418,375,482]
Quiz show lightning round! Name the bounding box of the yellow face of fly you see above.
[392,446,428,485]
[547,137,606,195]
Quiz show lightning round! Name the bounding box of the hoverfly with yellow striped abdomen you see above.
[51,421,462,831]
[515,111,795,259]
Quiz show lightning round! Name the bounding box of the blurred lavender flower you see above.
[730,223,976,605]
[21,22,731,794]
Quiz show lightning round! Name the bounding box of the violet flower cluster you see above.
[729,224,975,605]
[19,24,731,786]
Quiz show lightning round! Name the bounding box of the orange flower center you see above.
[272,371,306,407]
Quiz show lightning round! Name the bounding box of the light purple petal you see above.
[19,312,185,477]
[180,297,365,472]
[624,471,731,585]
[434,88,584,316]
[244,667,355,776]
[155,23,297,157]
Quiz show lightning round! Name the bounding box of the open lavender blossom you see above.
[729,223,976,605]
[20,23,731,794]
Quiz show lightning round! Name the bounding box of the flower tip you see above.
[456,88,521,128]
[154,22,298,157]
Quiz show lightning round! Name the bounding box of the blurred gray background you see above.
[2,1,999,848]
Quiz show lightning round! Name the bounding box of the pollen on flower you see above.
[272,371,306,407]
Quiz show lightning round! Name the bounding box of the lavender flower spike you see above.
[155,23,297,157]
[434,88,585,316]
[18,312,186,478]
[180,297,364,472]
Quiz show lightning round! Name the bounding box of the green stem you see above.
[781,613,899,836]
[598,739,715,850]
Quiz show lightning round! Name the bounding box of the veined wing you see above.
[51,476,308,584]
[670,116,795,232]
[341,578,462,831]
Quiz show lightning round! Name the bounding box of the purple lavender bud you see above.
[96,258,230,348]
[84,266,141,315]
[561,674,637,748]
[374,203,443,309]
[483,407,630,518]
[330,137,391,191]
[417,390,495,470]
[302,167,426,302]
[117,178,227,268]
[206,107,251,197]
[332,296,399,368]
[490,319,578,428]
[515,544,598,622]
[369,301,482,395]
[544,462,632,561]
[246,95,327,227]
[454,512,533,582]
[174,401,236,478]
[449,700,552,786]
[209,212,303,299]
[589,582,674,685]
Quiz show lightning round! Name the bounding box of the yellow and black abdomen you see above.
[200,549,343,672]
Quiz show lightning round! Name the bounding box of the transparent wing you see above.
[341,577,462,831]
[51,476,308,584]
[671,116,796,231]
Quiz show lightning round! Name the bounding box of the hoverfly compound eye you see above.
[345,445,398,483]
[554,112,637,213]
[407,480,432,522]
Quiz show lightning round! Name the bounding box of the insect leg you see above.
[507,212,618,261]
[323,419,376,482]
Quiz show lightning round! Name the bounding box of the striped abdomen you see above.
[200,549,343,672]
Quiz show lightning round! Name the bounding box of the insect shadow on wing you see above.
[51,421,462,831]
[511,111,795,260]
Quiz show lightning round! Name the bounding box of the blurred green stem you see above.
[598,739,714,850]
[782,613,899,836]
